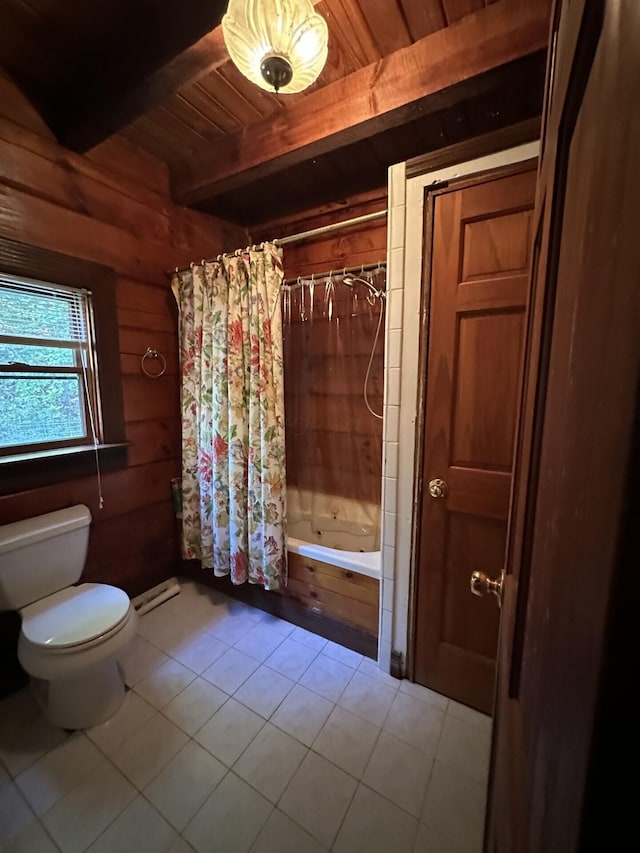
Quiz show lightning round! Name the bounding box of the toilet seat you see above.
[21,583,131,651]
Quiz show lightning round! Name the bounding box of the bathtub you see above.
[287,517,381,579]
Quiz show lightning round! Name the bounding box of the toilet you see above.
[0,505,137,730]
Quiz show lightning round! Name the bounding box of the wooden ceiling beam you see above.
[57,0,230,152]
[174,0,551,206]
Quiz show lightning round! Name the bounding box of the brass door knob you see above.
[470,570,505,608]
[428,478,448,499]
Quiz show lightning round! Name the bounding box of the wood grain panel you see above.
[452,310,525,470]
[0,76,244,597]
[462,210,533,280]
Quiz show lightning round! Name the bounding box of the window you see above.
[0,235,126,495]
[0,275,101,455]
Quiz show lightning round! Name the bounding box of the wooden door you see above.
[414,166,537,713]
[488,0,640,850]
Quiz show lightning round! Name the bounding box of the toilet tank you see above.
[0,505,92,610]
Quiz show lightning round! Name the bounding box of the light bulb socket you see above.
[260,54,293,93]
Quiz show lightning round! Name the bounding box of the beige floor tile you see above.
[162,677,227,736]
[264,638,318,681]
[399,680,449,712]
[0,782,36,848]
[194,698,264,767]
[312,705,379,779]
[234,666,294,719]
[251,808,327,853]
[384,691,445,755]
[233,621,287,663]
[145,741,225,831]
[86,691,155,756]
[299,655,354,703]
[362,730,433,817]
[339,672,397,726]
[421,761,486,853]
[110,713,188,789]
[279,751,356,849]
[41,760,136,853]
[134,658,196,710]
[333,784,417,853]
[436,715,491,784]
[183,772,272,853]
[234,723,306,803]
[271,685,334,747]
[201,647,259,695]
[86,795,177,853]
[16,732,103,816]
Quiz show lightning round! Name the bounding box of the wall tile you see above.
[388,291,404,329]
[384,443,398,479]
[383,514,396,547]
[384,405,399,443]
[383,478,397,514]
[383,546,395,580]
[382,579,394,611]
[387,329,402,368]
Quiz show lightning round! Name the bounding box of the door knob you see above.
[470,570,504,608]
[428,478,448,499]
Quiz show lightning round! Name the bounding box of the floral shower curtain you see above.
[171,244,287,590]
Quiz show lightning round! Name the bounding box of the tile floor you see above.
[0,579,491,853]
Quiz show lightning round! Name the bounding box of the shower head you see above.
[342,275,386,299]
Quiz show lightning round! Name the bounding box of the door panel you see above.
[488,1,640,850]
[414,167,537,713]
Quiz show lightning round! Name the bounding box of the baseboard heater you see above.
[132,577,181,616]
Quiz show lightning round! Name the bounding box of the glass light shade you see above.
[222,0,329,94]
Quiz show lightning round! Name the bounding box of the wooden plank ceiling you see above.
[0,0,551,225]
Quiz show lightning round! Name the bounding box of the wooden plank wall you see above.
[251,191,387,637]
[0,72,246,598]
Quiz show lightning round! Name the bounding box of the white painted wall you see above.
[378,142,540,672]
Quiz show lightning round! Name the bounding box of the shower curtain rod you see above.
[283,260,386,287]
[166,209,387,276]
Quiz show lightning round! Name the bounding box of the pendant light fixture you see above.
[222,0,329,94]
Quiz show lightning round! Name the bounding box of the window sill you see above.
[0,443,129,496]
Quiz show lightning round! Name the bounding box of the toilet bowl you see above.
[0,506,138,730]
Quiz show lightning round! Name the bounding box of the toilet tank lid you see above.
[0,505,92,555]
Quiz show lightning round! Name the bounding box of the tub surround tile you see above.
[386,368,401,406]
[233,666,294,719]
[388,328,403,368]
[161,677,228,737]
[382,578,395,611]
[183,772,272,853]
[265,637,319,681]
[234,723,306,803]
[390,206,406,250]
[279,752,357,849]
[383,477,398,514]
[271,685,334,747]
[381,609,393,645]
[86,795,177,853]
[334,784,417,853]
[384,405,400,442]
[378,640,392,674]
[16,732,103,817]
[388,290,404,330]
[383,545,396,580]
[388,246,405,289]
[144,741,225,832]
[194,698,265,767]
[251,808,327,853]
[312,705,379,779]
[383,513,397,547]
[41,760,136,853]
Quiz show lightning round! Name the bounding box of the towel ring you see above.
[141,347,166,378]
